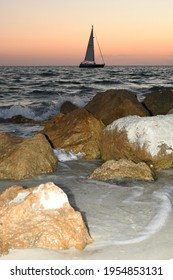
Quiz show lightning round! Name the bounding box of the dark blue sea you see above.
[0,65,173,136]
[1,66,173,260]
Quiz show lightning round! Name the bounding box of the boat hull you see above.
[79,63,105,68]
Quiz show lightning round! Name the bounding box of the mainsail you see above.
[84,26,95,63]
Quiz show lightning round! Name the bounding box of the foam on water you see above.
[110,186,173,245]
[0,95,87,122]
[54,148,85,162]
[0,105,36,120]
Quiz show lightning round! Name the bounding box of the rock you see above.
[41,108,105,159]
[6,115,38,124]
[89,159,155,181]
[100,115,173,170]
[60,101,78,114]
[143,87,173,115]
[0,132,21,155]
[0,182,92,255]
[85,89,150,125]
[0,132,57,180]
[41,113,64,127]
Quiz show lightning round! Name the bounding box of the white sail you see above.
[84,26,95,63]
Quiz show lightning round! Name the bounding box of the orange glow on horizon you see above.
[1,0,173,66]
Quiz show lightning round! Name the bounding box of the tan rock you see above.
[0,132,57,180]
[89,159,155,181]
[41,108,105,159]
[101,115,173,170]
[85,89,150,125]
[0,132,21,157]
[0,182,92,255]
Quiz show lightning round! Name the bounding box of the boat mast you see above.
[94,28,105,65]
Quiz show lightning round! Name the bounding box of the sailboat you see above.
[79,26,105,68]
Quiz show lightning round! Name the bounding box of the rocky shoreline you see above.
[1,87,173,181]
[1,87,173,254]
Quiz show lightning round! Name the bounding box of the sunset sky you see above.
[1,0,173,66]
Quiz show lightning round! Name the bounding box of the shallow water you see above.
[1,160,173,260]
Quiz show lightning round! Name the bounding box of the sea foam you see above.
[54,148,85,162]
[112,186,173,245]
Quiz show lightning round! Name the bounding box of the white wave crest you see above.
[0,105,36,120]
[53,149,85,162]
[0,95,87,122]
[113,187,173,245]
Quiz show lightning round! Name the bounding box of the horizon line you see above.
[0,64,173,67]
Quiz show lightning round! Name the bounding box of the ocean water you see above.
[0,66,173,260]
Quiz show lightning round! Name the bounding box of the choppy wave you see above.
[0,66,173,122]
[0,96,86,122]
[0,105,36,120]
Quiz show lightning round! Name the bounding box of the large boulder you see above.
[143,87,173,115]
[0,132,57,180]
[41,108,105,159]
[85,89,150,125]
[89,159,155,181]
[0,182,92,255]
[100,115,173,170]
